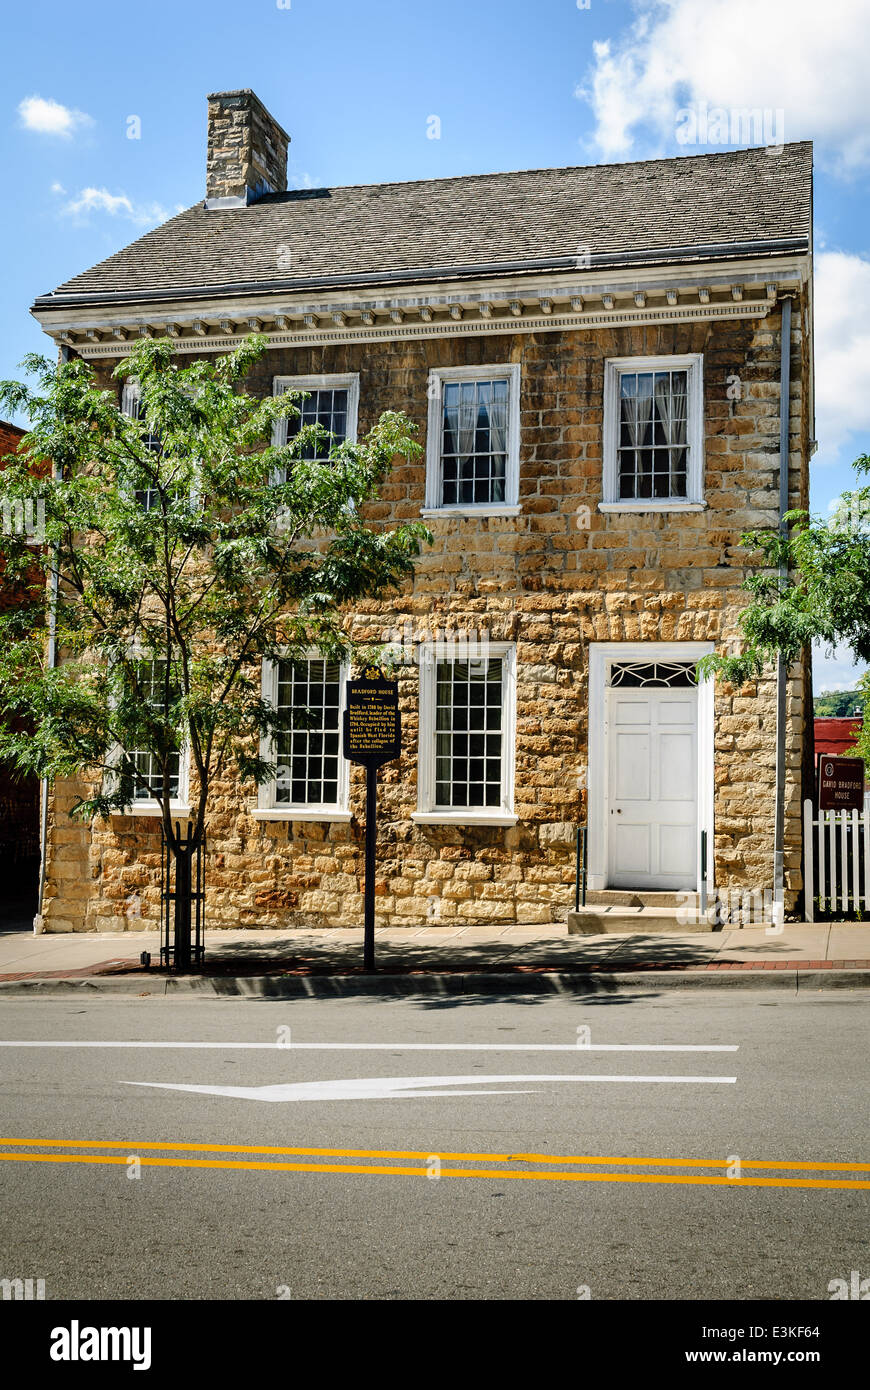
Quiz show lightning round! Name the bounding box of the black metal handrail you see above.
[574,826,588,911]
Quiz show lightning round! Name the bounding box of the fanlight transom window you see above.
[608,661,698,688]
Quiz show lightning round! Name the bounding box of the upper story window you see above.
[272,374,360,482]
[424,364,521,517]
[602,355,704,512]
[256,653,351,821]
[120,380,163,511]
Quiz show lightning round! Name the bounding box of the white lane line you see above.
[126,1073,738,1103]
[0,1041,739,1052]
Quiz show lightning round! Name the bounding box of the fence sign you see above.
[818,755,864,812]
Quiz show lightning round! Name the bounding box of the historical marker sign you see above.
[818,755,865,811]
[343,669,400,767]
[342,668,400,970]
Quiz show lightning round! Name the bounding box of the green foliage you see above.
[848,671,870,767]
[0,337,429,849]
[697,452,870,689]
[813,688,865,717]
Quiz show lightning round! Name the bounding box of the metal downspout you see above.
[773,295,793,927]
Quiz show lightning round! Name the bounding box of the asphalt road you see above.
[0,988,867,1301]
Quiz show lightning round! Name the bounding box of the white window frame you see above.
[108,655,191,819]
[412,640,517,826]
[254,651,351,822]
[601,354,705,513]
[423,363,522,518]
[271,373,360,470]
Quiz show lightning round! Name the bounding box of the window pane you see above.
[283,387,350,476]
[434,657,504,808]
[127,659,180,801]
[440,377,510,507]
[274,657,342,805]
[617,366,691,502]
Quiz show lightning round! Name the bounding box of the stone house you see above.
[30,90,814,932]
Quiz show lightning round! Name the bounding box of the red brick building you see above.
[814,716,862,759]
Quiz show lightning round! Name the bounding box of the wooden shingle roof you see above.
[35,142,812,309]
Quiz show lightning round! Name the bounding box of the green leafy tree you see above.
[0,336,427,957]
[813,689,865,717]
[697,452,870,763]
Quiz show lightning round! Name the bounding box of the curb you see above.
[0,967,868,998]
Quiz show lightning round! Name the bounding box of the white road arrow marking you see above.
[125,1073,737,1103]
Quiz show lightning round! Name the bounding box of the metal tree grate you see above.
[160,821,206,971]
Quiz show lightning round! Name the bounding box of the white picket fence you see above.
[803,798,870,920]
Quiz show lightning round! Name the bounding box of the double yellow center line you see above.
[1,1138,868,1189]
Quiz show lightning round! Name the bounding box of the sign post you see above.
[818,755,865,812]
[343,667,401,970]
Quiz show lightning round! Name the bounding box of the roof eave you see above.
[32,236,810,315]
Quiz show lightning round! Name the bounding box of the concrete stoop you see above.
[568,893,715,934]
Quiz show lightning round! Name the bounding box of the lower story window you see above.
[276,658,342,805]
[260,655,349,815]
[126,659,182,802]
[129,747,181,801]
[436,657,504,808]
[417,643,516,819]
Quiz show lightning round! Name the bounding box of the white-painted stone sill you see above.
[420,505,522,519]
[598,500,707,514]
[411,811,518,827]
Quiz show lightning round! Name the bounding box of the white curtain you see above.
[487,385,508,455]
[629,377,654,449]
[653,373,688,446]
[456,385,478,464]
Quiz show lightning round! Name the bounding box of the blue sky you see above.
[2,0,868,689]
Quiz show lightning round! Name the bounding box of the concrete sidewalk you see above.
[1,922,869,995]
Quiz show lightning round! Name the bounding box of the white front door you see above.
[607,686,697,890]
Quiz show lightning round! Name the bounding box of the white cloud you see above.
[577,0,870,173]
[50,181,66,195]
[61,186,175,229]
[18,95,92,139]
[814,251,870,460]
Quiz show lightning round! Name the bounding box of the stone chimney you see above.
[205,90,290,209]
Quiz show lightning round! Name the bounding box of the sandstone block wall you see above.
[41,303,811,930]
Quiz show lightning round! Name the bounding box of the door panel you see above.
[613,823,651,875]
[613,731,650,800]
[607,688,697,890]
[659,732,693,801]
